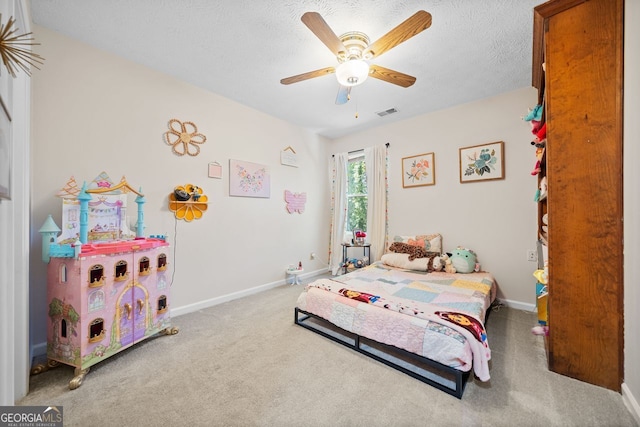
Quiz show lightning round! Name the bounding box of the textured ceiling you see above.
[29,0,544,139]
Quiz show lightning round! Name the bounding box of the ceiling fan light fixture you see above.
[335,59,369,87]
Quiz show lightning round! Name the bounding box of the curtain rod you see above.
[332,142,389,158]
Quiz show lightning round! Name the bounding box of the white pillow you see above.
[381,253,444,272]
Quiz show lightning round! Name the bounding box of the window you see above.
[157,253,167,271]
[138,256,151,275]
[88,264,105,287]
[157,295,168,314]
[346,154,367,233]
[58,264,67,284]
[88,318,105,342]
[114,260,129,281]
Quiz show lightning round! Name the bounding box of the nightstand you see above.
[341,243,371,274]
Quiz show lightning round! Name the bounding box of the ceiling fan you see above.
[280,10,432,105]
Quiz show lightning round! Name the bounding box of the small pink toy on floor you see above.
[531,325,549,336]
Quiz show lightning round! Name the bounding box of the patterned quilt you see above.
[296,261,497,381]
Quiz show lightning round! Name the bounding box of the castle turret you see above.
[77,183,92,244]
[39,215,61,263]
[135,187,146,238]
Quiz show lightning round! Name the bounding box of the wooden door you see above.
[541,0,623,391]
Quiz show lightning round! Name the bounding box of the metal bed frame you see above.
[294,307,473,399]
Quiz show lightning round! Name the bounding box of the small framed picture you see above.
[208,161,222,179]
[401,152,435,188]
[459,141,505,183]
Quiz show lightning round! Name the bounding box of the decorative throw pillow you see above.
[389,233,442,254]
[407,238,425,248]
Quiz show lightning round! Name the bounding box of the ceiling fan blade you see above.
[301,12,347,56]
[364,10,432,59]
[369,65,416,88]
[335,85,352,105]
[280,67,335,85]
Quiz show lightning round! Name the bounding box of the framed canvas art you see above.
[229,159,270,198]
[459,141,505,183]
[402,152,435,188]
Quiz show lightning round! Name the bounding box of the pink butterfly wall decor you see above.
[284,190,307,214]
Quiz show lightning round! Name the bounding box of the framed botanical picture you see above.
[402,152,435,188]
[229,159,270,198]
[459,141,505,183]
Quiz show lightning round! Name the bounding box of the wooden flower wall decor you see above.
[163,119,206,156]
[0,14,45,77]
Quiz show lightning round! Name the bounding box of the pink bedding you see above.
[295,262,497,381]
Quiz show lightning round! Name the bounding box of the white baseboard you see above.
[170,267,329,318]
[31,268,330,358]
[497,298,536,312]
[31,341,47,359]
[622,383,640,426]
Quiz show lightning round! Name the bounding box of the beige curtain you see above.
[328,152,348,275]
[364,144,388,262]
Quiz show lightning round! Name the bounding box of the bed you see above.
[294,236,497,399]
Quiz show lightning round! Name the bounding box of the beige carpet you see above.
[19,277,638,427]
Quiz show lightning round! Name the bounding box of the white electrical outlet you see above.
[310,252,316,260]
[527,250,537,262]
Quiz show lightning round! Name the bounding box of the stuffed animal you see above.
[447,247,477,274]
[531,159,542,176]
[531,144,545,176]
[388,242,432,261]
[529,122,546,176]
[523,104,543,122]
[534,122,546,142]
[441,253,456,273]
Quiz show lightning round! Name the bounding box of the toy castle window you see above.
[60,319,68,338]
[114,260,129,281]
[88,290,105,312]
[157,253,167,271]
[138,257,151,276]
[88,318,105,343]
[157,295,168,314]
[58,264,67,284]
[88,264,105,287]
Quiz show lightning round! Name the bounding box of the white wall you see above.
[332,87,539,307]
[23,5,640,419]
[0,0,32,406]
[30,26,331,350]
[623,0,640,421]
